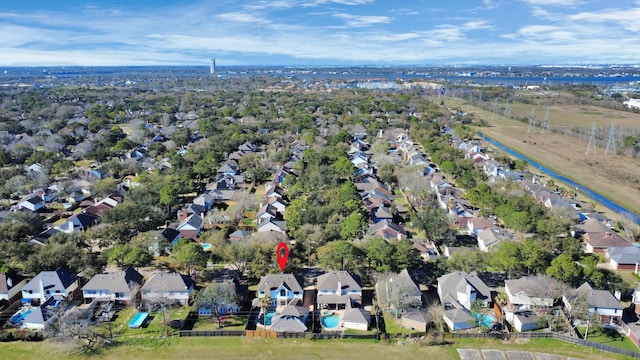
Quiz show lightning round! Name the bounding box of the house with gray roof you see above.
[316,271,362,310]
[604,246,640,270]
[375,269,423,313]
[505,276,558,311]
[141,272,194,306]
[21,267,79,306]
[255,273,303,308]
[443,305,476,331]
[82,266,143,305]
[342,308,370,331]
[563,282,624,324]
[437,271,491,311]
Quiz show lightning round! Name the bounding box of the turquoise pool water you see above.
[321,314,341,328]
[473,313,495,327]
[260,311,276,326]
[10,308,33,324]
[201,243,212,250]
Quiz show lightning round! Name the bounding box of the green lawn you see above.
[98,306,188,338]
[383,315,421,334]
[192,314,248,330]
[577,326,640,353]
[0,336,634,360]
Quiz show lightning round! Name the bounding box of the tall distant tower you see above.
[209,58,216,74]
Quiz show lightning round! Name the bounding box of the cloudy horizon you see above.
[1,0,639,66]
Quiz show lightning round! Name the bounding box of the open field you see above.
[443,97,640,219]
[0,336,635,360]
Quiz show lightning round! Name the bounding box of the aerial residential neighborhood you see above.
[0,65,640,360]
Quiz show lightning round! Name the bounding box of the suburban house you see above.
[604,246,640,270]
[141,272,195,306]
[82,266,144,305]
[18,194,45,212]
[257,218,287,233]
[583,231,631,253]
[54,212,99,233]
[21,267,79,306]
[176,213,203,240]
[376,269,423,312]
[316,271,363,310]
[437,271,491,310]
[563,282,624,324]
[504,276,557,311]
[228,229,252,242]
[255,273,304,307]
[467,217,498,235]
[412,240,441,262]
[477,228,504,252]
[198,280,242,317]
[0,271,28,305]
[367,220,408,241]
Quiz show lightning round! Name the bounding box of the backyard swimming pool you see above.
[259,311,276,326]
[10,308,33,324]
[473,313,495,328]
[321,314,341,329]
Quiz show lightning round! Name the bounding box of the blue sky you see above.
[1,0,639,66]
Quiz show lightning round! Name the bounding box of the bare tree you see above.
[145,295,176,336]
[375,272,422,319]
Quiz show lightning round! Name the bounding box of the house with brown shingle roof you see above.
[583,231,631,254]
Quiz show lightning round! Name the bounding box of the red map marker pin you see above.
[276,242,289,272]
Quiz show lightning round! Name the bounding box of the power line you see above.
[586,122,597,155]
[605,122,617,155]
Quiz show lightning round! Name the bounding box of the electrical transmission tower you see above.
[540,106,550,134]
[605,122,617,155]
[503,98,511,119]
[492,99,498,120]
[585,122,598,155]
[527,107,536,133]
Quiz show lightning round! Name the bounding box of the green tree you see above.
[365,237,395,272]
[412,205,450,244]
[318,240,361,271]
[171,239,208,272]
[546,254,583,285]
[196,283,240,328]
[340,210,366,240]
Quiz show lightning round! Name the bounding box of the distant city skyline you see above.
[1,0,639,66]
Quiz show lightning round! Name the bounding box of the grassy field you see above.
[577,326,639,353]
[0,336,635,360]
[442,96,640,219]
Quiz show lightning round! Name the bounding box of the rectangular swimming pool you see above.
[128,312,149,329]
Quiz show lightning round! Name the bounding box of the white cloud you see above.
[520,0,583,6]
[332,13,392,27]
[569,7,640,32]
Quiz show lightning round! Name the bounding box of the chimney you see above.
[180,208,189,223]
[7,277,13,288]
[337,281,342,295]
[39,277,46,304]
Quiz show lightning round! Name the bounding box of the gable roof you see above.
[606,246,640,265]
[437,271,491,303]
[23,267,78,293]
[141,272,194,293]
[505,276,558,299]
[584,231,631,249]
[0,271,27,293]
[572,282,623,310]
[257,273,303,294]
[83,266,143,293]
[317,271,362,293]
